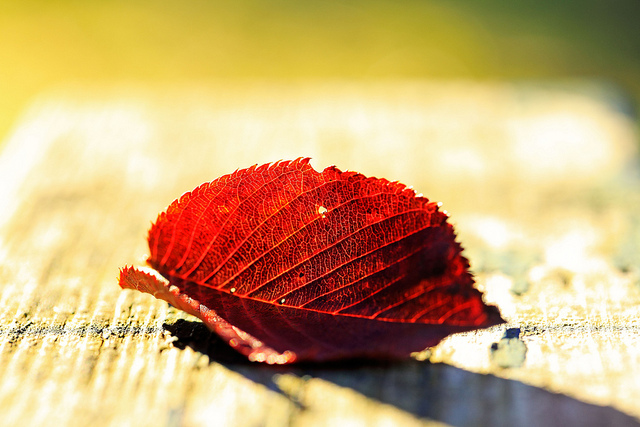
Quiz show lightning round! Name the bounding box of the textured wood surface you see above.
[0,82,639,426]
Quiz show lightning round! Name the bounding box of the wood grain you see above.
[0,82,638,426]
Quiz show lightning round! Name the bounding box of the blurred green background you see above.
[1,0,639,143]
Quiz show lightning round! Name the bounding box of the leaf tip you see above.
[118,265,169,294]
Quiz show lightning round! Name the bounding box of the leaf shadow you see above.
[163,319,253,365]
[163,319,639,427]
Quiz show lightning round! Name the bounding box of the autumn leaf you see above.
[119,158,503,364]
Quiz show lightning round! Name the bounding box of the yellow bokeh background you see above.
[1,0,639,142]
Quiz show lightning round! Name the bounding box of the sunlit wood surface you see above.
[0,82,639,426]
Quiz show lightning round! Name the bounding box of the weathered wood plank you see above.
[0,82,638,426]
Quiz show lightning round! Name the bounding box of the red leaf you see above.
[119,158,503,364]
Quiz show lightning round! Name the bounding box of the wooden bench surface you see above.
[0,82,639,426]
